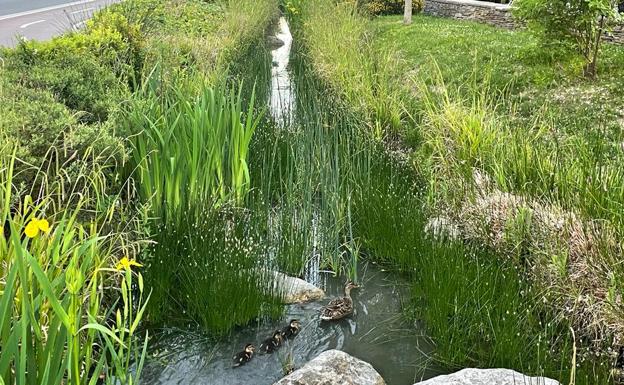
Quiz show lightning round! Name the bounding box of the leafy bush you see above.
[514,0,621,77]
[359,0,423,16]
[0,80,125,186]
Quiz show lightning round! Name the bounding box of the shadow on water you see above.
[142,263,442,385]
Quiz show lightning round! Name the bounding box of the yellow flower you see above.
[116,256,143,271]
[25,220,40,238]
[37,219,50,234]
[24,218,52,239]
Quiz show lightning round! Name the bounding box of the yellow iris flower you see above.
[24,218,51,239]
[116,256,143,271]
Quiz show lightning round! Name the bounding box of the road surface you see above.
[0,0,118,47]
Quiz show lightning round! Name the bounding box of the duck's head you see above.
[344,281,359,294]
[244,344,255,353]
[273,330,283,342]
[289,319,301,329]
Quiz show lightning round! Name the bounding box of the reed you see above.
[125,72,262,217]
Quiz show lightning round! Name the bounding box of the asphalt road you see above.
[0,0,118,47]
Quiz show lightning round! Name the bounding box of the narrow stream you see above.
[143,265,439,385]
[142,17,442,385]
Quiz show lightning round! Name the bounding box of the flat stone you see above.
[414,368,560,385]
[271,271,325,304]
[273,350,386,385]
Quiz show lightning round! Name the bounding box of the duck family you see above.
[232,318,302,367]
[233,280,360,368]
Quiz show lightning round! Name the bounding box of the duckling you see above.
[281,319,301,339]
[232,344,255,367]
[259,330,283,353]
[320,281,359,321]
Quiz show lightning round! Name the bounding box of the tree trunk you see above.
[404,0,413,25]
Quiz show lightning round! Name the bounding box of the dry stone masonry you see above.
[423,0,515,29]
[423,0,624,44]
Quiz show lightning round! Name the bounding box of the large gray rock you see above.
[271,271,325,304]
[415,368,560,385]
[273,350,386,385]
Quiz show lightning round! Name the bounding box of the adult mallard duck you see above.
[232,344,255,367]
[320,281,359,321]
[281,319,301,339]
[259,330,283,353]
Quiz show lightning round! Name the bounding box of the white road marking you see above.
[70,7,94,15]
[0,0,97,21]
[20,20,47,29]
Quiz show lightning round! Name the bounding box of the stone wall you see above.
[423,0,624,44]
[423,0,515,29]
[605,25,624,45]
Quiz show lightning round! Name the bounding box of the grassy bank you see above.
[0,0,281,382]
[288,1,621,382]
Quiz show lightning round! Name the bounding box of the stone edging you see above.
[423,0,515,29]
[423,0,624,43]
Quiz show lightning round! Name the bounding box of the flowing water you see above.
[142,264,441,385]
[142,17,442,385]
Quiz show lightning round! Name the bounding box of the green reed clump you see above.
[125,70,283,334]
[353,153,612,383]
[142,203,283,336]
[126,73,261,216]
[415,241,611,384]
[0,149,149,385]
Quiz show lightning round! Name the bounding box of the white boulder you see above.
[273,350,386,385]
[414,368,560,385]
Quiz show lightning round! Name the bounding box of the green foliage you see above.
[0,152,149,385]
[125,75,261,217]
[358,0,423,16]
[142,204,283,335]
[514,0,621,76]
[353,156,611,383]
[287,0,405,136]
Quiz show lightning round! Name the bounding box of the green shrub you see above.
[359,0,423,16]
[514,0,621,77]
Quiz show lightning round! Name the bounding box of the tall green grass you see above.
[247,43,373,280]
[124,69,285,334]
[0,149,149,385]
[286,0,405,136]
[291,3,619,381]
[353,154,612,383]
[126,73,261,215]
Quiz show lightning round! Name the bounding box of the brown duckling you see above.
[281,319,301,339]
[320,281,359,321]
[232,344,255,367]
[259,330,283,353]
